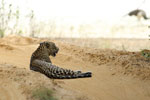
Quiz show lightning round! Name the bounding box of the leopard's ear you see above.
[40,41,50,48]
[40,42,44,46]
[45,42,50,48]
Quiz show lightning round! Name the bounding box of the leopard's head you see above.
[40,41,59,57]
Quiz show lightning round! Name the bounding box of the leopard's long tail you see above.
[30,60,92,79]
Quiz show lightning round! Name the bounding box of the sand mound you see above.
[83,50,150,80]
[109,50,150,80]
[0,43,15,50]
[0,64,88,100]
[1,36,150,100]
[0,35,39,45]
[59,43,150,80]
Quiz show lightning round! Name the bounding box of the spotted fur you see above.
[30,41,92,79]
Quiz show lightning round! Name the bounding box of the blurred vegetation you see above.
[141,49,150,59]
[32,86,57,100]
[0,0,149,38]
[28,10,36,37]
[0,0,10,37]
[0,0,35,37]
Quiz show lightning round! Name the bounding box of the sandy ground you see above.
[1,35,150,100]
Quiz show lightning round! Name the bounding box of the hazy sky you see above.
[7,0,150,21]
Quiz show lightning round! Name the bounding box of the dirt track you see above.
[1,35,150,100]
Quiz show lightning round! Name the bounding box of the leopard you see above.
[30,41,92,79]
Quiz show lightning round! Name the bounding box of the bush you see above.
[32,87,57,100]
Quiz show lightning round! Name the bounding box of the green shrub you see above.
[141,49,150,58]
[32,87,57,100]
